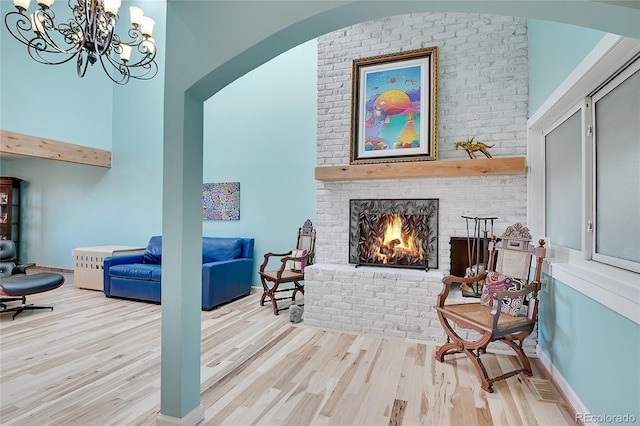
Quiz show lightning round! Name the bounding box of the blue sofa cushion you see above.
[110,263,161,280]
[202,237,242,263]
[143,236,163,264]
[141,236,242,265]
[151,268,162,282]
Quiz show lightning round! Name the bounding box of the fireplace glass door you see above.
[349,199,438,270]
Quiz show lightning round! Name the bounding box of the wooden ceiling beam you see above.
[0,130,111,168]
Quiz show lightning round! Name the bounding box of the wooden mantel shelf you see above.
[315,156,526,181]
[1,130,111,168]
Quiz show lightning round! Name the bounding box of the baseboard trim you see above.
[156,404,205,426]
[537,347,593,426]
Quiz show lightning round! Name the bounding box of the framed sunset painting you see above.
[350,47,438,164]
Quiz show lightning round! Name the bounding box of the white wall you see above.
[315,12,530,271]
[307,12,530,338]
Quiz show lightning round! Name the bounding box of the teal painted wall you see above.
[0,1,317,269]
[202,40,318,286]
[527,19,605,115]
[0,0,113,149]
[0,0,167,265]
[529,17,638,423]
[539,276,640,422]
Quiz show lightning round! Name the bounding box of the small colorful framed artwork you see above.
[350,47,439,164]
[203,182,240,220]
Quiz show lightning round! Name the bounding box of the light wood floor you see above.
[0,272,578,425]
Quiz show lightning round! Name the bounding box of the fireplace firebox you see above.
[349,199,438,270]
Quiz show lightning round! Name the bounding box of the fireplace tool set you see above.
[461,216,496,297]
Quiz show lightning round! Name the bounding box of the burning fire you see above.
[376,215,423,264]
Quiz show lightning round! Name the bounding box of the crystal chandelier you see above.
[4,0,158,85]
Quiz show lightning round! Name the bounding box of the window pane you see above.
[594,69,640,264]
[545,110,582,250]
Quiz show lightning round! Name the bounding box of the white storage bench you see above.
[74,245,145,291]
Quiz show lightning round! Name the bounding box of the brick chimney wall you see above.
[306,12,534,349]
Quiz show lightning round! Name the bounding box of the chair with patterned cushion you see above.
[259,219,315,315]
[434,223,546,392]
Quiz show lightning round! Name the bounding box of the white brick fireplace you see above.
[305,12,534,349]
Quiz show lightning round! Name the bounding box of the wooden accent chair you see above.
[435,223,546,392]
[259,219,316,315]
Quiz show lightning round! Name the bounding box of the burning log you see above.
[379,238,422,265]
[380,238,402,255]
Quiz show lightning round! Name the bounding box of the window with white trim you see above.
[544,108,582,251]
[591,64,640,271]
[543,57,640,273]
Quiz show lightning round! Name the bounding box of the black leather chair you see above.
[0,240,65,320]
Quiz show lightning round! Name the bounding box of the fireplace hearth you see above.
[349,199,438,270]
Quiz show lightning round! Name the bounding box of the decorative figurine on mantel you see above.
[454,136,494,159]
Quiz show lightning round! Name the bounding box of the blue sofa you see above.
[103,236,254,310]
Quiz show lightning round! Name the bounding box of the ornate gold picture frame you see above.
[350,47,438,164]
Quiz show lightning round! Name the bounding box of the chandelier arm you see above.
[3,10,67,55]
[114,29,157,69]
[131,42,157,68]
[122,51,156,69]
[27,40,79,65]
[4,11,35,47]
[32,9,80,55]
[132,60,158,81]
[125,60,158,81]
[102,48,158,82]
[97,53,129,85]
[95,14,117,56]
[77,48,90,77]
[116,27,143,65]
[125,26,144,46]
[70,0,84,22]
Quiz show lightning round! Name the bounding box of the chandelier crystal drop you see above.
[4,0,158,85]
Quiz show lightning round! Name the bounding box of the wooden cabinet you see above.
[0,177,23,253]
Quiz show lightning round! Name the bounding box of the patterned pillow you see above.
[289,249,307,272]
[480,272,528,317]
